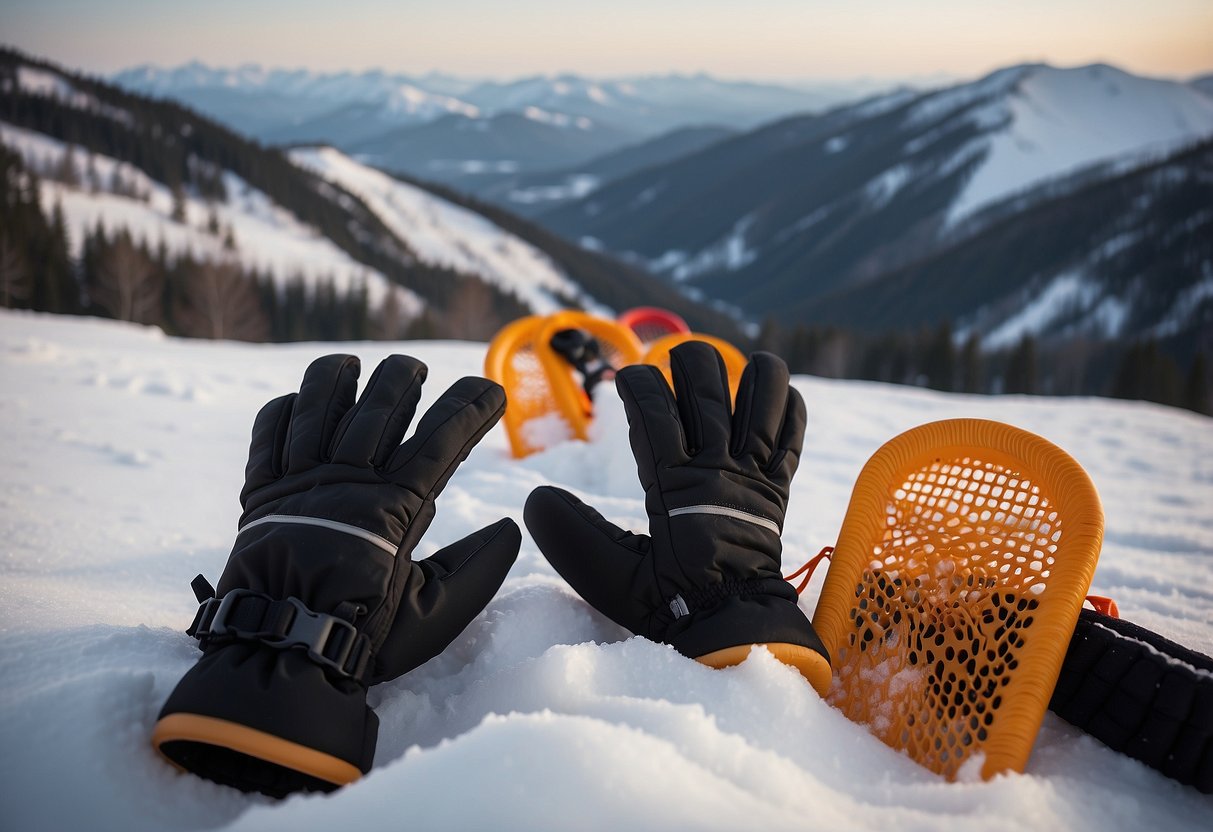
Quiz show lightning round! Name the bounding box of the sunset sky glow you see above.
[4,0,1211,82]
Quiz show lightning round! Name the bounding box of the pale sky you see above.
[3,0,1211,82]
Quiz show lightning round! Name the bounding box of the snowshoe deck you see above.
[811,419,1104,780]
[485,312,642,458]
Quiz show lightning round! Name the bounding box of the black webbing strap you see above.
[666,577,797,622]
[1050,608,1213,793]
[187,588,372,685]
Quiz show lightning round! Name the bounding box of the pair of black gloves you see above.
[152,343,831,797]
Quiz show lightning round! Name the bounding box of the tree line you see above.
[757,319,1212,416]
[0,47,533,332]
[0,144,526,342]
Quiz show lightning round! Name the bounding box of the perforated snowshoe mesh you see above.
[485,312,642,458]
[812,419,1103,780]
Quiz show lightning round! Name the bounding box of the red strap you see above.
[785,546,834,595]
[1085,595,1120,618]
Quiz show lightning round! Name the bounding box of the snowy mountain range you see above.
[110,63,880,183]
[113,62,872,137]
[539,63,1213,350]
[2,49,745,339]
[8,45,1213,382]
[798,138,1213,351]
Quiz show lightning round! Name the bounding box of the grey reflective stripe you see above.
[237,514,399,556]
[667,504,781,535]
[669,595,690,619]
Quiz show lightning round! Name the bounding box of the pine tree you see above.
[1004,335,1038,395]
[756,317,783,356]
[1110,340,1183,407]
[42,202,77,314]
[924,322,956,392]
[54,145,80,186]
[0,234,29,308]
[85,152,99,193]
[1185,353,1211,416]
[960,334,983,393]
[170,184,187,224]
[404,310,439,341]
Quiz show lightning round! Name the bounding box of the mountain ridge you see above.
[537,62,1213,323]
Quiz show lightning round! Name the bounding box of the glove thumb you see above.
[375,517,520,681]
[525,486,656,634]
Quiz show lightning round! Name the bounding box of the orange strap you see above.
[1085,595,1120,618]
[785,546,834,595]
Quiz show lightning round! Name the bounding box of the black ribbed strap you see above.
[1050,609,1213,793]
[665,577,796,621]
[188,589,373,685]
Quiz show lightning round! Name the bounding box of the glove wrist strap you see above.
[188,588,372,684]
[667,576,796,620]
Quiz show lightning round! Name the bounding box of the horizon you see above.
[12,49,1213,91]
[4,0,1211,84]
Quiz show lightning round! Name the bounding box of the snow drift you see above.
[1,310,1210,830]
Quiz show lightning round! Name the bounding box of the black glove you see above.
[153,354,520,797]
[525,342,831,694]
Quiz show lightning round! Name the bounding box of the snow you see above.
[507,174,600,205]
[292,147,605,315]
[906,65,1033,129]
[667,216,758,280]
[864,164,913,209]
[775,206,831,244]
[16,66,90,105]
[0,122,420,313]
[9,66,133,126]
[113,62,482,126]
[944,65,1213,223]
[1153,264,1213,338]
[983,272,1107,349]
[2,310,1212,830]
[521,106,592,130]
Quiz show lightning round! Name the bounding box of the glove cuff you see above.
[663,581,832,696]
[153,644,377,797]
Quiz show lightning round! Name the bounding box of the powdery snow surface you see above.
[2,310,1212,831]
[943,64,1213,223]
[289,146,607,315]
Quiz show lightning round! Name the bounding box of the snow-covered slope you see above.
[936,64,1213,223]
[544,62,1213,322]
[0,122,418,311]
[289,146,606,315]
[793,137,1213,343]
[2,310,1211,830]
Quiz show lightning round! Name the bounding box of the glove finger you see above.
[285,354,361,473]
[386,376,506,497]
[670,341,732,456]
[240,392,296,503]
[374,517,521,680]
[768,385,806,487]
[730,351,790,465]
[615,364,689,492]
[524,485,655,633]
[330,355,427,468]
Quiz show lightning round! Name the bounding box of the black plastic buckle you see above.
[189,589,371,683]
